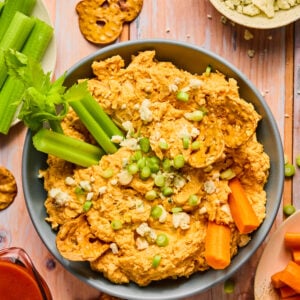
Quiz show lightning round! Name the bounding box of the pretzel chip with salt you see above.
[56,214,109,261]
[76,0,143,45]
[0,167,17,210]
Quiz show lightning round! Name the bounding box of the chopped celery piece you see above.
[0,12,35,88]
[0,0,36,41]
[33,128,104,167]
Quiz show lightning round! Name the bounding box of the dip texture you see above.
[40,51,270,286]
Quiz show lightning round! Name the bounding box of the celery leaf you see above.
[4,49,67,131]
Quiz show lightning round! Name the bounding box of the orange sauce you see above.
[0,261,43,300]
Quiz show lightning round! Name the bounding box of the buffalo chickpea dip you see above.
[40,51,270,286]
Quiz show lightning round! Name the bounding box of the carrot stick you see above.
[279,261,300,293]
[228,178,260,234]
[291,249,300,264]
[204,221,231,270]
[284,232,300,250]
[271,270,286,289]
[279,285,298,298]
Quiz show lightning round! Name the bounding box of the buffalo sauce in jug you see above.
[0,247,52,300]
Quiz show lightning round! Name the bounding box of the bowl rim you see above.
[22,38,284,300]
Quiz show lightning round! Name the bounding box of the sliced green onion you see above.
[152,254,161,268]
[100,168,114,179]
[140,166,151,180]
[188,194,199,206]
[283,204,296,217]
[184,110,205,122]
[156,233,169,247]
[75,187,85,195]
[285,163,295,177]
[205,64,212,76]
[131,150,143,162]
[139,137,150,153]
[191,141,201,151]
[171,207,183,213]
[147,157,160,173]
[149,156,160,165]
[176,90,189,102]
[296,155,300,167]
[111,219,122,230]
[173,154,185,169]
[127,163,139,175]
[220,168,236,180]
[154,174,165,187]
[145,190,158,201]
[137,157,147,170]
[83,200,93,212]
[182,136,190,149]
[162,186,173,197]
[151,205,163,219]
[162,158,172,171]
[159,139,169,150]
[224,278,235,294]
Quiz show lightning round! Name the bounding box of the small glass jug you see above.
[0,247,52,300]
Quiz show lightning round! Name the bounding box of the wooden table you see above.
[0,0,299,299]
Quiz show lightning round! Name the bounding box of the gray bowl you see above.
[22,39,284,300]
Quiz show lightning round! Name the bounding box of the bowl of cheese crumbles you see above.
[210,0,300,29]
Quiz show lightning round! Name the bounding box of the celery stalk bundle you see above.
[0,0,36,40]
[0,0,53,134]
[4,49,124,167]
[0,0,124,167]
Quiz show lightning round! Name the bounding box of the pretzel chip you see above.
[56,214,109,261]
[118,0,144,22]
[0,167,17,210]
[76,0,143,45]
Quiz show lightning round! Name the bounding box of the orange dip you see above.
[0,261,43,300]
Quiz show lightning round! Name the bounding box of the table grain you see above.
[0,0,299,299]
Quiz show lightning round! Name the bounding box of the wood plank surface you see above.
[0,0,298,299]
[293,20,300,210]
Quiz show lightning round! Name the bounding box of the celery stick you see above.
[0,12,35,50]
[0,0,36,41]
[79,94,124,138]
[0,12,35,89]
[70,99,118,154]
[0,78,24,134]
[33,128,104,167]
[0,18,53,134]
[22,18,53,60]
